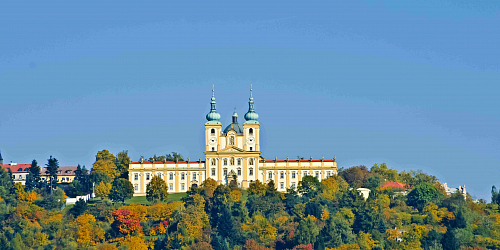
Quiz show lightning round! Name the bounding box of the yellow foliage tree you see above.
[230,190,242,202]
[147,201,184,221]
[120,236,148,250]
[201,178,218,197]
[177,194,209,243]
[73,214,105,246]
[95,182,112,199]
[320,176,349,201]
[357,231,378,250]
[326,244,361,250]
[120,203,148,221]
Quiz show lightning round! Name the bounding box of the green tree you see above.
[25,159,41,191]
[115,150,131,179]
[92,150,118,181]
[492,185,500,205]
[339,166,369,188]
[46,155,59,194]
[248,179,267,196]
[406,182,442,211]
[109,178,134,203]
[295,215,320,246]
[74,164,90,194]
[146,175,169,203]
[298,176,322,200]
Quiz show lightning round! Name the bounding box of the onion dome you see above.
[206,86,221,124]
[244,85,259,124]
[223,110,244,134]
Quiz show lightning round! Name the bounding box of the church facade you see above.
[128,87,338,196]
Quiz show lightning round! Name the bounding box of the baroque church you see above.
[128,87,338,195]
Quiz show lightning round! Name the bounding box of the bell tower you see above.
[205,85,222,153]
[243,85,260,152]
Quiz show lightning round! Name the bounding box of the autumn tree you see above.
[248,180,267,196]
[146,175,169,203]
[91,150,119,183]
[109,178,134,203]
[115,150,131,179]
[73,214,105,246]
[111,209,143,237]
[95,181,112,199]
[201,178,219,197]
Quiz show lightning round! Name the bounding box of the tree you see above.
[295,215,320,246]
[492,185,500,205]
[339,166,369,188]
[109,178,134,203]
[146,175,169,204]
[406,182,442,211]
[248,180,267,196]
[46,155,59,194]
[298,176,322,199]
[201,178,218,197]
[74,164,90,194]
[115,150,131,179]
[95,182,112,199]
[92,150,119,182]
[25,159,41,191]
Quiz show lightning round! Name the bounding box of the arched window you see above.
[211,159,216,166]
[211,128,215,135]
[249,158,254,165]
[249,128,253,135]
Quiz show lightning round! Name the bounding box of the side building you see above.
[129,87,338,195]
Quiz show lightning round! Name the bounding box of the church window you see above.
[169,184,173,191]
[280,172,284,179]
[211,128,215,135]
[229,136,235,145]
[230,157,235,165]
[134,184,138,191]
[211,168,215,176]
[169,173,173,180]
[280,183,284,189]
[181,184,185,191]
[211,159,216,166]
[193,173,197,180]
[292,172,296,179]
[268,172,273,179]
[249,168,253,176]
[224,159,227,165]
[134,174,138,180]
[237,168,241,176]
[250,147,253,151]
[237,159,241,165]
[249,128,253,135]
[146,173,150,180]
[181,173,185,180]
[249,158,254,165]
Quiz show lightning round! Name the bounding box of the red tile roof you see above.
[1,164,31,173]
[131,161,205,164]
[380,182,408,190]
[263,159,334,163]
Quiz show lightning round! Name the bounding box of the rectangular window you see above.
[304,172,308,177]
[169,184,173,191]
[327,172,331,177]
[134,174,138,181]
[146,173,150,180]
[211,168,216,176]
[280,183,284,189]
[224,169,227,176]
[238,159,241,165]
[193,173,197,180]
[238,169,241,176]
[224,159,227,166]
[181,173,185,180]
[181,184,185,191]
[268,172,272,179]
[315,172,319,178]
[250,147,253,151]
[170,173,173,180]
[280,172,284,179]
[249,168,253,176]
[134,185,138,191]
[292,172,296,179]
[291,183,296,189]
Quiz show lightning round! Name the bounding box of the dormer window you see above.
[18,168,22,171]
[24,168,29,171]
[66,170,72,174]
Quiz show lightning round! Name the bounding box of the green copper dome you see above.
[206,87,221,124]
[223,111,244,134]
[244,86,259,124]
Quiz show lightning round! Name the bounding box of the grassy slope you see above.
[124,192,187,205]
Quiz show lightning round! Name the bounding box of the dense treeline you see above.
[0,151,500,249]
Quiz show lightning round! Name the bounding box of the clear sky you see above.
[1,1,499,200]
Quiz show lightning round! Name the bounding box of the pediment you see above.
[220,146,245,153]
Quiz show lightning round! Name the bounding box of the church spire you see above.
[244,84,259,124]
[206,85,221,124]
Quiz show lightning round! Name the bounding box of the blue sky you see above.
[1,0,499,200]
